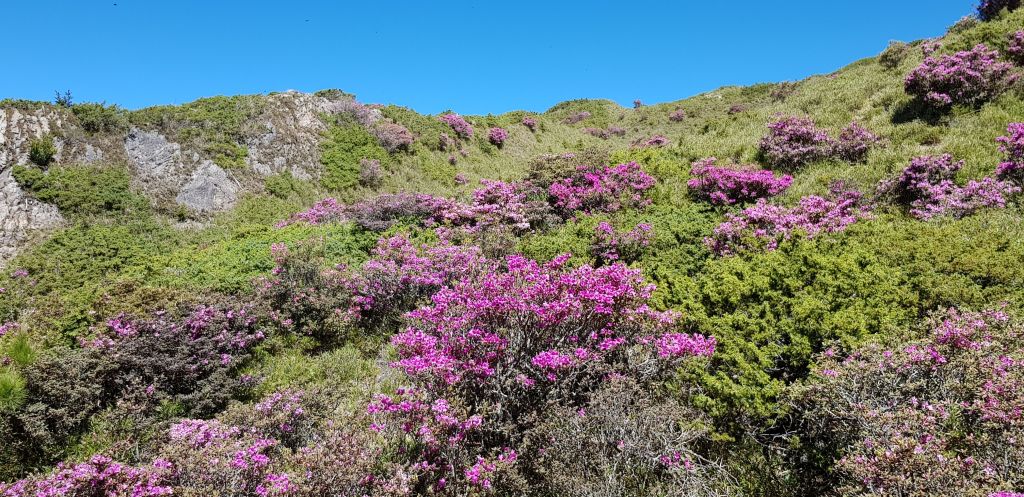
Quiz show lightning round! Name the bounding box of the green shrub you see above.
[381,104,451,151]
[319,124,391,192]
[0,371,26,415]
[12,163,140,217]
[27,135,56,167]
[71,102,128,134]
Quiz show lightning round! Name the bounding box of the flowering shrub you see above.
[0,455,174,496]
[687,157,793,206]
[879,154,1019,220]
[591,222,653,264]
[706,187,870,256]
[358,158,383,188]
[833,122,880,162]
[1009,31,1024,65]
[797,307,1024,496]
[997,122,1024,185]
[607,125,626,137]
[727,104,747,115]
[488,127,508,146]
[529,378,735,496]
[636,134,670,148]
[584,127,608,139]
[758,116,835,170]
[258,236,491,341]
[275,197,346,227]
[904,44,1016,109]
[921,39,942,56]
[563,111,591,124]
[978,0,1021,20]
[438,113,473,139]
[371,121,414,152]
[346,192,447,231]
[548,161,656,216]
[521,116,537,132]
[669,109,686,122]
[372,254,715,493]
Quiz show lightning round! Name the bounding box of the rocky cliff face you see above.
[0,91,349,267]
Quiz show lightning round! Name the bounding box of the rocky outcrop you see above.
[176,160,240,212]
[0,106,69,267]
[245,91,355,180]
[0,91,356,264]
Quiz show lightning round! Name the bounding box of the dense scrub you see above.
[2,4,1024,496]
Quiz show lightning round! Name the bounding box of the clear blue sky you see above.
[2,0,974,115]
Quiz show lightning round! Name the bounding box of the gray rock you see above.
[0,169,63,267]
[175,160,239,212]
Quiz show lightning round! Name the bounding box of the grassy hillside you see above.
[1,5,1024,497]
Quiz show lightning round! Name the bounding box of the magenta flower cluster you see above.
[637,135,670,148]
[522,116,538,132]
[759,116,836,170]
[275,197,346,227]
[669,109,686,122]
[805,307,1024,495]
[879,154,1019,220]
[834,122,881,163]
[563,111,591,124]
[706,188,869,256]
[997,122,1024,186]
[373,253,714,490]
[760,117,881,169]
[904,43,1016,108]
[371,121,414,152]
[0,455,174,497]
[488,126,508,146]
[687,157,793,206]
[438,113,474,139]
[549,162,656,216]
[591,221,653,264]
[1009,31,1024,65]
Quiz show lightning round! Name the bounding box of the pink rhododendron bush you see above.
[759,117,881,170]
[904,44,1017,109]
[371,254,720,494]
[688,157,793,205]
[705,185,871,256]
[797,307,1024,497]
[878,154,1019,220]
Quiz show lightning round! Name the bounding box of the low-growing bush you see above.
[371,121,414,152]
[1009,30,1024,64]
[997,122,1024,185]
[319,124,391,191]
[438,113,474,139]
[879,41,911,70]
[358,158,383,188]
[373,254,716,493]
[488,126,508,146]
[11,163,138,217]
[796,307,1024,496]
[904,43,1016,109]
[591,221,653,265]
[71,102,128,134]
[758,116,836,170]
[878,154,1019,220]
[706,186,870,256]
[687,158,793,206]
[833,122,881,162]
[27,135,56,167]
[549,161,656,216]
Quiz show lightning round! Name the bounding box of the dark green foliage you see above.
[27,135,56,167]
[129,95,264,169]
[320,124,391,191]
[12,163,139,217]
[265,170,316,199]
[71,102,128,134]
